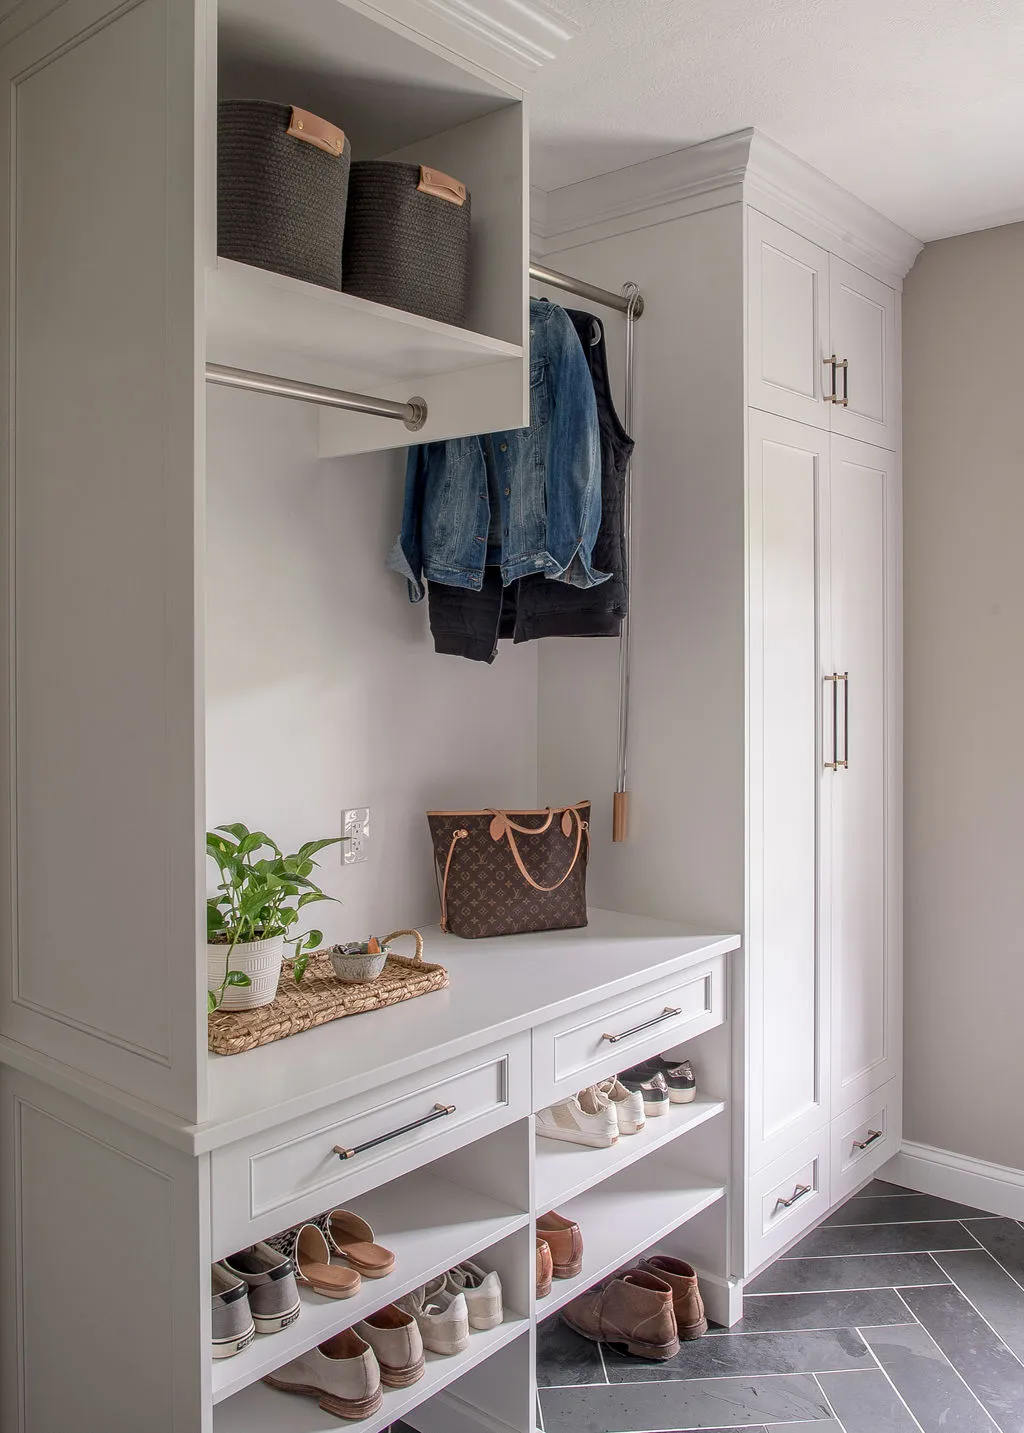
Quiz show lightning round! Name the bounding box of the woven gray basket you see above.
[342,161,471,326]
[218,100,351,290]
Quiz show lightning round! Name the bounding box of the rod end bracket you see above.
[404,396,429,432]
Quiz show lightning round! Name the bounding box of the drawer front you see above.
[211,1033,530,1257]
[830,1078,901,1205]
[747,1130,830,1275]
[533,956,724,1108]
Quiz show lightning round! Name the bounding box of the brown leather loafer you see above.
[537,1211,583,1279]
[638,1255,707,1339]
[536,1235,554,1299]
[561,1270,680,1360]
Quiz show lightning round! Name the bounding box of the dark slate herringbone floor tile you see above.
[863,1320,1000,1432]
[824,1193,996,1226]
[816,1368,922,1432]
[900,1282,1024,1432]
[747,1252,950,1294]
[539,1375,834,1431]
[935,1248,1024,1360]
[963,1217,1024,1285]
[536,1314,606,1388]
[603,1327,871,1380]
[706,1287,913,1334]
[785,1219,981,1258]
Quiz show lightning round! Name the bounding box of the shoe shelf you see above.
[214,1315,530,1433]
[537,1150,726,1319]
[533,1095,726,1214]
[212,1167,527,1404]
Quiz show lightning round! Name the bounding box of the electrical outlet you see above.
[342,807,371,864]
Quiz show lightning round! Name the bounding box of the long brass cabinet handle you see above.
[333,1103,456,1160]
[824,674,839,769]
[841,672,849,768]
[775,1182,812,1212]
[602,1006,682,1043]
[837,358,849,406]
[853,1128,883,1151]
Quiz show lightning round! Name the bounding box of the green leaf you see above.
[207,903,227,936]
[292,952,311,984]
[302,929,324,951]
[207,834,237,858]
[280,907,299,926]
[298,890,334,908]
[238,832,274,856]
[207,990,218,1013]
[297,837,344,862]
[224,970,252,988]
[217,822,251,842]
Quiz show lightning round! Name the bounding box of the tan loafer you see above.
[536,1235,554,1299]
[537,1210,584,1279]
[355,1304,425,1387]
[263,1328,383,1419]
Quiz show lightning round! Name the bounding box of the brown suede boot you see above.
[638,1255,707,1339]
[561,1270,680,1360]
[536,1236,554,1299]
[536,1211,583,1278]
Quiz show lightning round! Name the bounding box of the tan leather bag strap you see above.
[436,828,468,932]
[488,807,587,893]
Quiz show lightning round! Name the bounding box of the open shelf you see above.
[214,1314,529,1432]
[534,1095,726,1214]
[212,1167,527,1402]
[537,1152,726,1318]
[206,259,524,394]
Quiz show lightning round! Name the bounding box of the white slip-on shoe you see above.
[446,1261,503,1330]
[355,1304,425,1387]
[211,1264,256,1358]
[598,1077,646,1134]
[397,1277,471,1355]
[535,1086,618,1148]
[263,1328,383,1420]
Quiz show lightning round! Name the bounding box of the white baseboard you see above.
[883,1142,1024,1220]
[696,1270,745,1328]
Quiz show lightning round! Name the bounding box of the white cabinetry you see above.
[747,211,899,450]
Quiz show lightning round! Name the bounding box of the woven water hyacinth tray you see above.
[207,946,449,1056]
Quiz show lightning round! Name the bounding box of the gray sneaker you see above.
[222,1242,301,1334]
[212,1264,256,1358]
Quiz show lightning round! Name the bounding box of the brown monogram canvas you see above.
[427,803,590,939]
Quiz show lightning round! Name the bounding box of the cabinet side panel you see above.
[0,0,203,1116]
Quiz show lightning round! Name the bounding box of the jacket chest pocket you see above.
[530,362,549,428]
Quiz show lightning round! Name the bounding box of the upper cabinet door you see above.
[828,259,898,450]
[747,411,831,1172]
[747,210,830,430]
[826,436,901,1113]
[0,0,205,1121]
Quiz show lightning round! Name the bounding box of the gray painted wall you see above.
[903,222,1024,1169]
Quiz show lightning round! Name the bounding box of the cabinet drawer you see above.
[747,1130,830,1275]
[211,1033,530,1257]
[830,1078,901,1205]
[532,956,724,1108]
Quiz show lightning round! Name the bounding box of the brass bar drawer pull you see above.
[333,1103,456,1161]
[775,1182,812,1211]
[823,354,837,403]
[853,1128,883,1152]
[841,672,849,769]
[602,1006,683,1043]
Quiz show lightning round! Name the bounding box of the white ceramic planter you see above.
[207,934,284,1010]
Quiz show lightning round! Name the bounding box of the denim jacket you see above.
[388,300,606,601]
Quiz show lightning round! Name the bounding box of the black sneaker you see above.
[617,1066,670,1117]
[660,1057,696,1105]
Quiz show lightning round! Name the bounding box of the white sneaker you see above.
[598,1077,646,1134]
[397,1277,471,1355]
[446,1261,503,1330]
[535,1087,618,1148]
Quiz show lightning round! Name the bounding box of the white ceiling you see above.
[528,0,1024,242]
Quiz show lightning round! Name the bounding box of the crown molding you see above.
[536,128,922,281]
[373,0,579,87]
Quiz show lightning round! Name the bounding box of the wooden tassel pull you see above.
[612,790,629,843]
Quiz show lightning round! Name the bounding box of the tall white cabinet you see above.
[533,130,918,1276]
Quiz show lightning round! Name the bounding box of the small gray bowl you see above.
[329,942,387,984]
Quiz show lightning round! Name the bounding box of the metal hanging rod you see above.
[205,363,428,429]
[529,261,645,319]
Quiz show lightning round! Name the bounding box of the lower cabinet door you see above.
[747,1129,831,1275]
[830,1078,901,1205]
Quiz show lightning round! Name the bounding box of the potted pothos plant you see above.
[206,823,343,1012]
